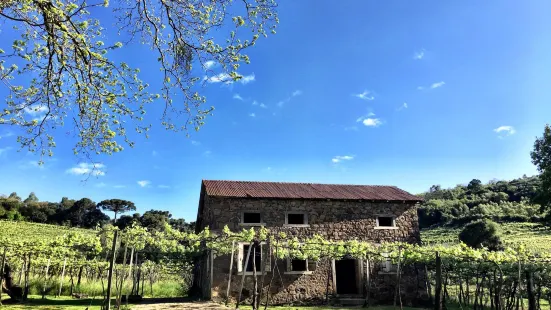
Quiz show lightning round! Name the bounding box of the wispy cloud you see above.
[66,163,106,176]
[397,102,408,111]
[494,125,516,137]
[158,185,171,189]
[292,90,303,97]
[113,185,126,189]
[249,113,256,117]
[259,103,267,108]
[0,147,12,156]
[137,180,151,187]
[418,81,445,91]
[344,126,359,131]
[353,90,375,101]
[152,150,158,156]
[431,81,445,89]
[0,131,14,139]
[203,150,212,157]
[332,155,355,163]
[356,112,375,123]
[233,94,244,101]
[205,73,255,85]
[19,160,45,169]
[24,105,48,116]
[413,49,425,60]
[191,140,201,146]
[204,60,216,69]
[95,182,107,188]
[252,100,258,105]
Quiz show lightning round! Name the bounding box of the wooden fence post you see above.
[434,251,442,310]
[58,257,67,297]
[225,240,236,306]
[0,247,7,305]
[364,255,371,307]
[236,242,253,309]
[105,230,118,310]
[525,271,536,310]
[42,258,50,299]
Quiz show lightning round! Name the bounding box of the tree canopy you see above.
[0,0,278,162]
[531,124,551,217]
[97,198,135,221]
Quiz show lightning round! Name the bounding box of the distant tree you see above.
[8,192,21,201]
[169,218,196,233]
[115,213,141,230]
[467,179,483,194]
[23,192,39,204]
[459,219,503,251]
[141,210,172,231]
[68,198,109,228]
[97,199,136,221]
[531,124,551,218]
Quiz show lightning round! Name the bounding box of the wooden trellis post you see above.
[225,240,235,306]
[0,247,7,305]
[58,257,67,297]
[105,230,118,310]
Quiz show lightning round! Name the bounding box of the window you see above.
[375,216,396,229]
[240,212,264,226]
[284,212,309,227]
[285,256,315,275]
[237,242,271,274]
[380,252,397,274]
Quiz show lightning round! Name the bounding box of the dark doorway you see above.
[335,259,357,294]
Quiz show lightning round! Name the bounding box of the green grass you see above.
[421,222,551,251]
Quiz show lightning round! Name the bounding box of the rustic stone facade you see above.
[194,193,426,305]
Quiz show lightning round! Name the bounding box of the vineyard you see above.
[1,220,551,309]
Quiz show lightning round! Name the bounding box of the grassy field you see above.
[0,219,97,243]
[421,222,551,251]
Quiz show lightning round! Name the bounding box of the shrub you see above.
[459,219,503,251]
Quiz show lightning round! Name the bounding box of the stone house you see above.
[193,180,425,305]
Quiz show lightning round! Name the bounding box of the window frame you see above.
[374,215,397,229]
[283,211,310,228]
[378,252,398,274]
[237,242,271,275]
[284,257,313,275]
[239,211,266,227]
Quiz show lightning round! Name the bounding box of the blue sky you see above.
[1,1,550,221]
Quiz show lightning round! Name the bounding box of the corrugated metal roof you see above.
[202,180,423,202]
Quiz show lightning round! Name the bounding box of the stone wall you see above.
[197,195,425,305]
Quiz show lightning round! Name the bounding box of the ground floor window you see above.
[237,242,271,273]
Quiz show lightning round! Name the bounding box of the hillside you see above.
[0,220,96,245]
[418,175,544,228]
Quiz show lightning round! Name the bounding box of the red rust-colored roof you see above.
[202,180,423,202]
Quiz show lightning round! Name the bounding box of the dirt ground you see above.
[132,301,229,310]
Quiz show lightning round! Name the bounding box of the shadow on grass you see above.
[1,296,194,307]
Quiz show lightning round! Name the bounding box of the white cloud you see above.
[354,90,375,101]
[417,86,425,90]
[332,155,355,163]
[252,100,258,105]
[203,150,212,157]
[233,94,244,101]
[277,101,285,107]
[95,182,107,188]
[20,160,44,169]
[24,105,48,116]
[494,126,516,136]
[137,180,151,187]
[413,49,425,60]
[249,113,256,117]
[240,74,256,84]
[152,150,158,156]
[204,60,216,69]
[292,90,303,97]
[158,185,171,189]
[66,163,106,176]
[205,72,255,85]
[356,112,376,123]
[431,81,445,89]
[191,140,201,146]
[259,103,267,108]
[362,118,382,127]
[113,185,126,189]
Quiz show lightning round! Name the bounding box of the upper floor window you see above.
[375,215,397,229]
[240,211,265,226]
[284,212,309,227]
